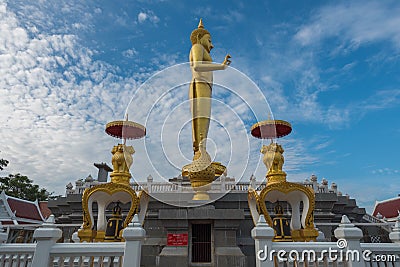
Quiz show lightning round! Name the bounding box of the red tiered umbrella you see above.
[251,119,292,139]
[106,120,146,142]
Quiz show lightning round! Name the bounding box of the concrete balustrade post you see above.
[122,214,146,267]
[31,215,62,266]
[251,215,275,267]
[389,215,400,243]
[334,215,365,267]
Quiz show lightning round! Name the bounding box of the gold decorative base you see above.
[291,229,319,242]
[183,160,226,201]
[189,166,214,201]
[192,190,211,201]
[77,228,96,242]
[266,171,287,184]
[182,162,226,177]
[212,162,226,177]
[94,231,105,242]
[273,236,293,242]
[104,237,125,242]
[110,172,131,185]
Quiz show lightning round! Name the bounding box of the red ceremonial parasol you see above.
[106,118,146,144]
[250,119,292,139]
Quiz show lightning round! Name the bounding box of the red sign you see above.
[167,233,188,246]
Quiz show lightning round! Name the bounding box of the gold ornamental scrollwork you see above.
[259,182,316,228]
[249,181,319,242]
[249,118,318,241]
[80,182,140,232]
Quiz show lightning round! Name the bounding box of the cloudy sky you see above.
[0,0,399,212]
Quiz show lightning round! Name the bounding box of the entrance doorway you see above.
[191,223,212,263]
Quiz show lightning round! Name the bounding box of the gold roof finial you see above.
[198,18,204,29]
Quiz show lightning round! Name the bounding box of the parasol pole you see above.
[123,113,129,145]
[267,112,274,144]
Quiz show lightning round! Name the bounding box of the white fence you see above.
[1,213,400,267]
[0,215,145,267]
[144,181,265,193]
[252,215,400,267]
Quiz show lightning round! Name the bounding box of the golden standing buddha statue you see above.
[189,19,231,160]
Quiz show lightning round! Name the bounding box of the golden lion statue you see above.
[111,144,135,174]
[261,142,284,174]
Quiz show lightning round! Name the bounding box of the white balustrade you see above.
[2,204,400,267]
[0,244,35,266]
[49,242,124,267]
[0,215,145,267]
[252,215,400,267]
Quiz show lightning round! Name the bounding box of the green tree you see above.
[0,173,50,201]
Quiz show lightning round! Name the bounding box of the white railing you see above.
[363,213,392,232]
[67,179,341,196]
[140,181,336,194]
[0,215,145,267]
[144,181,266,194]
[0,244,35,266]
[2,210,400,267]
[49,243,124,267]
[252,215,400,267]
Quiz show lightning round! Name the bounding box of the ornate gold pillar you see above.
[78,119,148,242]
[248,119,318,242]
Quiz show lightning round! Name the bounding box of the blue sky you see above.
[0,0,399,212]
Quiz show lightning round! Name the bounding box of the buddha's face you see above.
[199,34,213,53]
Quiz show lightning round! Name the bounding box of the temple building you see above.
[0,191,51,243]
[47,163,392,266]
[373,195,400,222]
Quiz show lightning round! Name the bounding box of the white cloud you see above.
[235,2,400,131]
[232,40,350,128]
[138,12,148,23]
[361,89,400,111]
[294,1,400,50]
[1,0,275,199]
[221,10,244,24]
[5,0,95,35]
[0,1,141,195]
[342,177,400,213]
[94,7,102,14]
[138,10,159,24]
[372,168,399,175]
[122,48,138,58]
